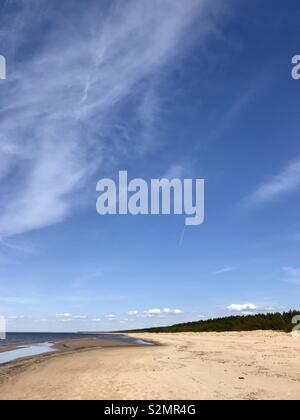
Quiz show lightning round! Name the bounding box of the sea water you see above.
[0,332,151,365]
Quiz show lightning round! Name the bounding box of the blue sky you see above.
[0,0,300,332]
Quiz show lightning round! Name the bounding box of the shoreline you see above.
[0,334,154,363]
[0,331,299,400]
[0,336,148,380]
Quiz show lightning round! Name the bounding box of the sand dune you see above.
[0,331,299,400]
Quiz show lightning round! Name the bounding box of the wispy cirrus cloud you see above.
[56,313,88,322]
[244,158,300,206]
[0,238,32,253]
[0,0,222,237]
[0,296,37,304]
[214,266,237,275]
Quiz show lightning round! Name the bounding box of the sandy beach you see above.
[0,331,299,400]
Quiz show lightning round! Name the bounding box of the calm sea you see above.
[0,332,142,348]
[0,332,151,365]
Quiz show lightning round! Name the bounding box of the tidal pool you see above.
[0,342,55,365]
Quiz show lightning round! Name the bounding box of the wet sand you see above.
[0,331,299,400]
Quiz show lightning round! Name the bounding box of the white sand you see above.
[0,331,299,400]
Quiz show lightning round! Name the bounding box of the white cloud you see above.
[55,313,86,320]
[127,310,139,316]
[143,309,161,316]
[227,304,257,312]
[105,314,116,320]
[123,318,135,322]
[227,303,274,313]
[163,308,184,314]
[245,158,300,206]
[56,313,72,318]
[0,0,220,237]
[143,308,184,317]
[164,164,187,179]
[214,267,237,275]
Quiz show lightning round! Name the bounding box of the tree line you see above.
[127,311,300,333]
